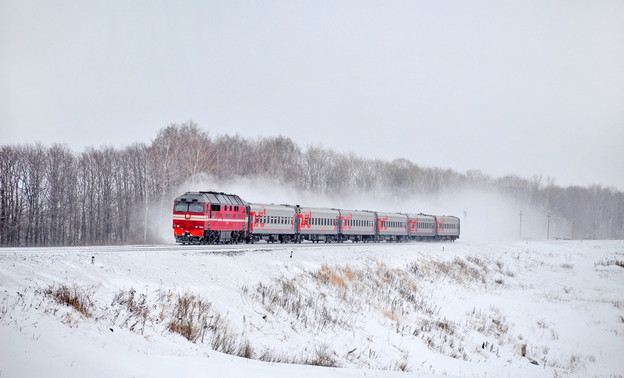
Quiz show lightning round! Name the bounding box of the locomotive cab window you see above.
[189,203,204,213]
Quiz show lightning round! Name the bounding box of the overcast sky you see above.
[1,1,623,189]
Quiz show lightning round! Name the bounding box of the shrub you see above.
[44,284,94,317]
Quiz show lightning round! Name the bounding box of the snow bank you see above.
[1,241,623,377]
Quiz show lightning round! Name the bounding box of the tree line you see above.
[1,121,622,246]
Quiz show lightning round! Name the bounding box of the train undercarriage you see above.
[176,231,457,245]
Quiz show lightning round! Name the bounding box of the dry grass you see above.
[44,284,94,317]
[112,288,150,334]
[595,259,624,269]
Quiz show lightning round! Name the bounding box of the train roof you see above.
[249,203,297,214]
[174,191,247,206]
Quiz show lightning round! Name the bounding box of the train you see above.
[172,191,460,244]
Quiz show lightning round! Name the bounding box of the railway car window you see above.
[174,203,188,212]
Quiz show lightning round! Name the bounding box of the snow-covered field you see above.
[1,240,623,377]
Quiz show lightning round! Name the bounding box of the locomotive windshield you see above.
[174,202,205,213]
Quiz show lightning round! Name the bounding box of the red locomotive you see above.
[173,191,248,244]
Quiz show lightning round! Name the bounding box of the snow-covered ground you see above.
[1,240,623,377]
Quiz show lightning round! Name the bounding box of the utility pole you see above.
[547,213,551,240]
[519,211,523,240]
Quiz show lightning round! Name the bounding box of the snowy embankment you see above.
[1,241,623,377]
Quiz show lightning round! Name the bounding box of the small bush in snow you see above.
[44,283,94,317]
[595,259,624,269]
[165,292,212,343]
[111,288,150,334]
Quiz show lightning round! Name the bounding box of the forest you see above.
[1,121,622,247]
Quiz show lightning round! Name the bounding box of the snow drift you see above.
[1,241,623,377]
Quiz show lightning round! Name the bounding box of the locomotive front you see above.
[172,191,249,244]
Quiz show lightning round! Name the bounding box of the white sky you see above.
[1,1,623,189]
